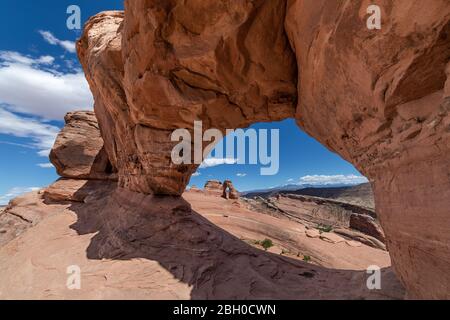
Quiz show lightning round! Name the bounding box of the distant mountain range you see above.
[242,182,367,196]
[242,183,374,209]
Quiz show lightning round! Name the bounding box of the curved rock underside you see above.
[77,0,450,298]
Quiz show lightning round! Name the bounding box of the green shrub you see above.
[260,238,274,250]
[303,255,311,262]
[316,223,333,233]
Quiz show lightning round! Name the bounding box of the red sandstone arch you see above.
[77,0,450,298]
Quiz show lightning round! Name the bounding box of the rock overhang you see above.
[73,0,450,299]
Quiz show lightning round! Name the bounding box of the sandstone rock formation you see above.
[0,179,405,299]
[350,214,385,243]
[76,1,450,298]
[44,179,114,203]
[0,190,62,247]
[203,180,223,194]
[189,185,201,192]
[204,180,240,200]
[222,180,239,200]
[285,1,450,299]
[49,111,117,181]
[245,183,375,209]
[243,193,386,250]
[0,111,406,298]
[77,5,295,196]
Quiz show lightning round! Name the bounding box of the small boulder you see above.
[49,111,117,181]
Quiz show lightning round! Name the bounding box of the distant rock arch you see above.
[222,180,239,200]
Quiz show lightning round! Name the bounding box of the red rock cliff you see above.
[77,1,450,298]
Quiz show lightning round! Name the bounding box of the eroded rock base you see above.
[0,180,404,300]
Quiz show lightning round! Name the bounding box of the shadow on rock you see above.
[68,181,405,300]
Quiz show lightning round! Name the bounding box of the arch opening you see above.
[76,1,450,299]
[185,120,390,277]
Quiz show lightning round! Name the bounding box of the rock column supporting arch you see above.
[284,0,450,299]
[77,0,450,298]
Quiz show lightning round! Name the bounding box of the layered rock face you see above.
[204,180,223,195]
[77,1,450,298]
[0,111,119,247]
[50,111,117,181]
[349,214,385,243]
[285,0,450,299]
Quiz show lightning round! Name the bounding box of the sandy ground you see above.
[184,191,390,270]
[0,183,405,299]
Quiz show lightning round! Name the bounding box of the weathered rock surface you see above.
[275,194,377,225]
[77,3,296,195]
[320,232,346,245]
[285,1,450,298]
[189,185,201,192]
[346,240,363,248]
[242,190,387,249]
[44,179,116,203]
[75,1,450,298]
[0,109,402,299]
[305,229,321,239]
[49,111,117,181]
[222,180,239,200]
[334,228,386,251]
[244,183,375,210]
[245,193,385,248]
[0,191,67,247]
[203,180,223,195]
[0,180,405,299]
[350,214,385,243]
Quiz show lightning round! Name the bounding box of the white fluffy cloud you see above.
[0,108,60,156]
[298,174,368,186]
[0,51,93,120]
[0,51,55,66]
[0,186,40,206]
[200,158,238,168]
[37,163,55,168]
[236,173,247,177]
[39,30,76,53]
[191,172,201,177]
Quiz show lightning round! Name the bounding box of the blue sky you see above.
[0,1,366,205]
